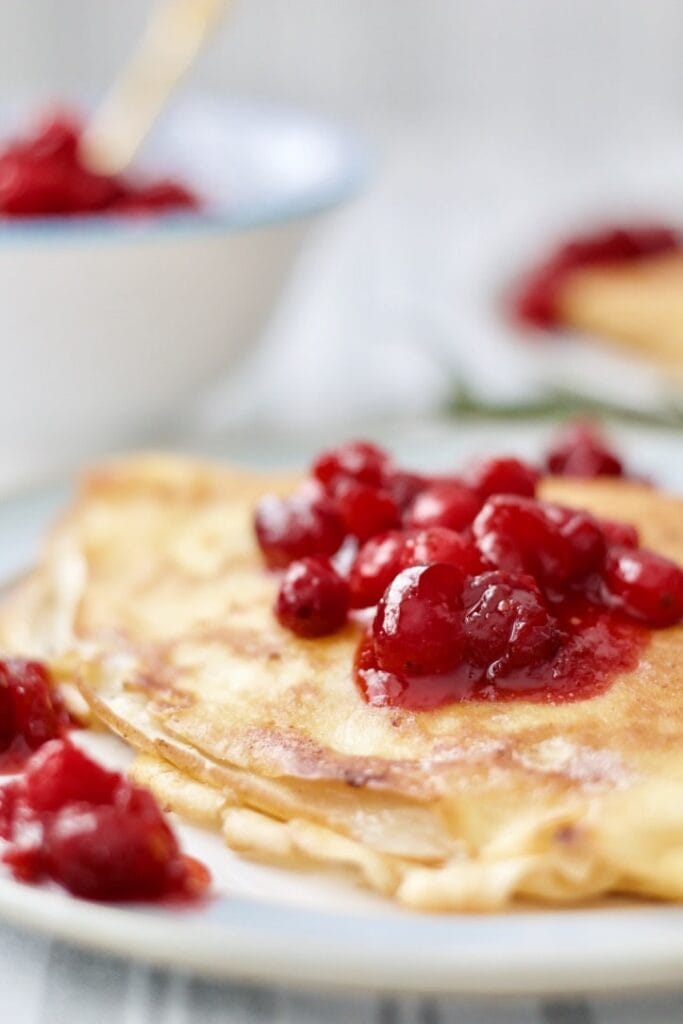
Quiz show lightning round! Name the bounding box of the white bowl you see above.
[0,96,365,484]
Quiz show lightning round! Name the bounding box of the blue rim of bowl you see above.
[0,108,369,247]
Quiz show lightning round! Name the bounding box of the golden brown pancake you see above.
[4,455,683,910]
[558,251,683,374]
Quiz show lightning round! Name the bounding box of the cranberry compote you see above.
[276,557,349,637]
[313,440,392,491]
[0,113,199,219]
[463,571,562,674]
[466,457,539,500]
[372,564,464,675]
[473,495,605,590]
[349,527,482,609]
[513,224,681,330]
[0,740,209,903]
[332,479,400,542]
[255,436,683,711]
[254,491,344,568]
[356,598,646,710]
[545,420,625,478]
[0,659,69,770]
[603,547,683,627]
[405,482,480,532]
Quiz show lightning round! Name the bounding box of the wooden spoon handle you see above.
[81,0,231,176]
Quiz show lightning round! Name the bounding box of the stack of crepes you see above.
[3,454,683,911]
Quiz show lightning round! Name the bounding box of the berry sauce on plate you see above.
[0,659,209,903]
[0,112,199,219]
[0,739,209,903]
[254,430,683,711]
[513,224,681,329]
[0,659,71,772]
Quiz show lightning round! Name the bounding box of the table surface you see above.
[3,920,683,1024]
[10,919,683,1024]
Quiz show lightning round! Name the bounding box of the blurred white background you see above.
[4,1,683,431]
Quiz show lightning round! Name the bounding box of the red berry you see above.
[545,421,624,478]
[603,547,683,627]
[0,781,20,840]
[0,740,207,903]
[45,788,183,902]
[402,527,484,576]
[312,440,391,491]
[24,740,119,813]
[349,526,483,609]
[404,482,481,532]
[466,457,539,500]
[372,563,465,675]
[333,479,400,542]
[276,557,349,638]
[600,518,639,549]
[382,469,427,512]
[0,659,61,752]
[463,571,561,674]
[254,492,344,569]
[349,531,406,609]
[473,495,605,589]
[514,225,680,330]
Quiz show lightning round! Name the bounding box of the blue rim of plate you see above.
[0,104,369,247]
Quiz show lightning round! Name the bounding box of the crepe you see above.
[558,251,683,375]
[4,454,683,910]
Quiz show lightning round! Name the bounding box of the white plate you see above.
[2,421,683,996]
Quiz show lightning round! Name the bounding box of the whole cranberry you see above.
[349,526,483,608]
[600,518,639,549]
[312,440,392,491]
[333,479,400,543]
[545,420,624,478]
[349,530,406,608]
[0,659,60,752]
[382,469,427,512]
[276,557,349,638]
[372,563,465,675]
[404,482,481,532]
[463,571,562,674]
[45,787,182,901]
[24,740,119,813]
[466,457,539,500]
[402,527,484,576]
[254,492,344,569]
[603,547,683,627]
[473,495,605,590]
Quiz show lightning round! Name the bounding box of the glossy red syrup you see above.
[356,597,646,711]
[255,437,683,711]
[0,659,70,772]
[0,740,209,903]
[513,225,681,329]
[0,113,198,219]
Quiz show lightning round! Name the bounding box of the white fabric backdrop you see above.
[2,2,683,432]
